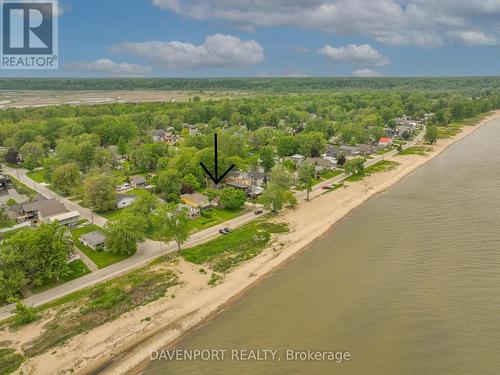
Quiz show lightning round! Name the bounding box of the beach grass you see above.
[398,146,432,156]
[181,219,288,273]
[347,160,400,182]
[23,268,179,358]
[0,348,24,375]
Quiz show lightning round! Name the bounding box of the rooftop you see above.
[80,230,106,246]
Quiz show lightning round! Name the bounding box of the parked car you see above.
[254,208,263,215]
[219,229,228,235]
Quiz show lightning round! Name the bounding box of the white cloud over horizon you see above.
[109,34,264,69]
[152,0,500,47]
[64,59,152,77]
[352,68,383,77]
[319,44,390,66]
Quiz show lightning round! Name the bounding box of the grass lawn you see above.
[187,208,245,232]
[70,224,132,268]
[32,260,91,294]
[181,219,288,273]
[26,170,47,183]
[320,169,343,180]
[126,188,150,197]
[398,146,432,156]
[100,208,129,221]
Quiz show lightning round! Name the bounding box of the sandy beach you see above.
[8,110,500,375]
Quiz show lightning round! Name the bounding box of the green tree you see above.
[219,188,246,209]
[20,141,45,170]
[104,214,147,254]
[260,146,275,179]
[298,162,316,201]
[344,158,365,177]
[126,192,159,230]
[83,173,116,212]
[153,203,190,251]
[425,125,438,144]
[262,165,295,213]
[51,162,81,195]
[157,169,182,198]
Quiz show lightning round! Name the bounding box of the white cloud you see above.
[110,34,264,69]
[152,0,500,47]
[64,59,152,77]
[447,30,497,46]
[319,44,390,66]
[352,68,383,77]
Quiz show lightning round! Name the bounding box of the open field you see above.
[0,90,250,109]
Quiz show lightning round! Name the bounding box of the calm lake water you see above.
[144,120,500,375]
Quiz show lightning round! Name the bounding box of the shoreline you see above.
[15,111,500,375]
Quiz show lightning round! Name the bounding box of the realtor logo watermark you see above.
[1,0,58,69]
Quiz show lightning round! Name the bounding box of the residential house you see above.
[80,230,106,251]
[248,170,265,187]
[290,154,305,164]
[304,157,336,172]
[46,211,80,228]
[0,173,10,189]
[39,202,68,223]
[356,144,375,156]
[16,197,64,222]
[150,129,166,142]
[116,194,137,209]
[130,175,147,188]
[180,192,211,209]
[378,137,394,148]
[339,145,360,156]
[226,181,252,191]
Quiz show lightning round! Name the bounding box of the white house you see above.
[116,194,137,209]
[46,211,80,228]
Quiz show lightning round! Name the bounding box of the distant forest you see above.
[1,77,500,93]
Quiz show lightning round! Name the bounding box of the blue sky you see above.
[4,0,500,77]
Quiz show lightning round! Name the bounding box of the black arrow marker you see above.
[200,133,235,185]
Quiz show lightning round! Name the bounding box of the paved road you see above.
[2,165,108,227]
[0,128,425,319]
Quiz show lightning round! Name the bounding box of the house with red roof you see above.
[378,137,393,148]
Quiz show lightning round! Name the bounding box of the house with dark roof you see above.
[130,175,147,188]
[80,230,106,251]
[18,198,65,222]
[116,194,136,209]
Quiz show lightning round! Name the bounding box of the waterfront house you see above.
[356,144,375,156]
[176,203,201,220]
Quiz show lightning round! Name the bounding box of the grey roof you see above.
[80,230,106,246]
[21,198,61,213]
[226,181,251,190]
[116,194,136,203]
[340,145,358,152]
[130,175,146,184]
[305,157,334,168]
[38,203,68,218]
